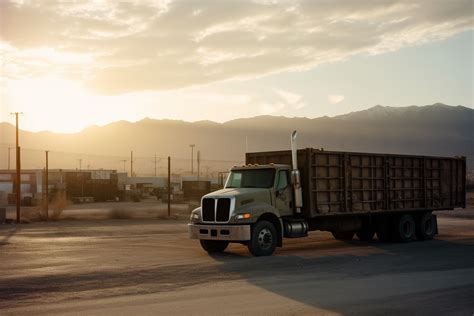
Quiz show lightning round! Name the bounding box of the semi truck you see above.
[188,131,466,256]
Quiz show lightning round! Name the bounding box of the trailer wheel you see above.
[393,214,415,243]
[332,231,355,241]
[248,220,277,256]
[200,240,229,253]
[415,212,436,241]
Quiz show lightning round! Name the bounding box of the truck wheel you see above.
[415,212,436,241]
[248,220,277,256]
[332,231,355,241]
[200,240,229,253]
[393,214,415,243]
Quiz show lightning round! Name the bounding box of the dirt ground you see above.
[4,198,198,222]
[0,196,473,315]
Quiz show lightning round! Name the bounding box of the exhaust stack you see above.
[291,131,303,214]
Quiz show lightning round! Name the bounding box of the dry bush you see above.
[157,214,179,220]
[49,191,67,220]
[108,208,133,219]
[22,192,69,222]
[21,208,42,223]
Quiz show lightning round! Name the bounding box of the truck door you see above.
[275,169,293,216]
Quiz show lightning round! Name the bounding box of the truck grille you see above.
[216,198,231,222]
[201,197,231,223]
[202,198,215,221]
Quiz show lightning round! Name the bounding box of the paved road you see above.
[1,215,473,315]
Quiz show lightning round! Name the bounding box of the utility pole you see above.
[45,150,49,220]
[197,150,201,181]
[120,159,127,173]
[7,147,11,170]
[189,144,195,174]
[130,150,134,177]
[78,158,83,197]
[167,156,171,218]
[11,112,22,223]
[154,155,157,177]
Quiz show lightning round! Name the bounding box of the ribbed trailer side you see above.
[246,149,466,218]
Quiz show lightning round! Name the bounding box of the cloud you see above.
[1,0,472,94]
[328,94,345,104]
[274,89,305,110]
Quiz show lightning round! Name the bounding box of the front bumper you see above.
[188,223,251,241]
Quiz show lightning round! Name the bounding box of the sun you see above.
[2,76,105,133]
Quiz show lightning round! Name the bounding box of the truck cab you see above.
[188,164,297,256]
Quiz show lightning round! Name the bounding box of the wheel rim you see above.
[258,228,273,250]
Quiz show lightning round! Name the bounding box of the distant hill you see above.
[1,103,473,174]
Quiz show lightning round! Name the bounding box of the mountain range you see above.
[0,103,473,173]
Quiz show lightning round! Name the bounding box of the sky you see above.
[0,0,473,133]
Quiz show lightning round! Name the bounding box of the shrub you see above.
[108,208,133,219]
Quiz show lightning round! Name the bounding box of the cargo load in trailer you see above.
[188,131,466,256]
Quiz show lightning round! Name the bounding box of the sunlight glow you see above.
[2,77,143,133]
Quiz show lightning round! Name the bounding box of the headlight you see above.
[190,213,200,220]
[235,213,251,220]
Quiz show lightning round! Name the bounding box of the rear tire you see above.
[332,231,355,241]
[393,214,415,243]
[248,220,278,256]
[415,212,436,241]
[200,240,229,253]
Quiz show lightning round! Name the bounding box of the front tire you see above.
[248,220,277,256]
[200,240,229,253]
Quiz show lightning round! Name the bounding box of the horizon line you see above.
[0,102,470,135]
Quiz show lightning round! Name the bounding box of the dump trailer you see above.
[188,131,466,256]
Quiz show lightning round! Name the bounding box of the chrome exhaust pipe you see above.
[291,131,303,214]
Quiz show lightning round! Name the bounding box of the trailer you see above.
[189,131,466,256]
[246,149,466,217]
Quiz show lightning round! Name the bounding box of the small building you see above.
[0,168,120,205]
[0,169,40,206]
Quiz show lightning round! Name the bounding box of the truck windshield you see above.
[225,169,275,189]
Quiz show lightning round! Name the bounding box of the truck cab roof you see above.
[231,164,290,171]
